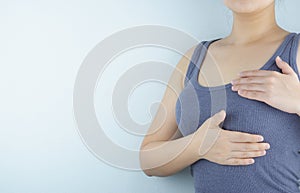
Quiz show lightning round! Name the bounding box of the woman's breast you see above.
[175,83,300,145]
[175,84,300,192]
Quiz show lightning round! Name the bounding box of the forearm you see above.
[139,131,203,177]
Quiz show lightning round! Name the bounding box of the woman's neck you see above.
[227,2,282,45]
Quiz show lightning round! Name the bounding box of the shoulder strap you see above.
[183,41,207,87]
[289,32,300,79]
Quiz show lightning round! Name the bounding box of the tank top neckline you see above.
[191,32,297,91]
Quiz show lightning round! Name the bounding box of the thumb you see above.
[211,110,226,126]
[198,110,226,156]
[275,56,296,76]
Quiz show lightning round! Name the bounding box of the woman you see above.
[139,0,300,192]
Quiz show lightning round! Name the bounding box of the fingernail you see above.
[266,144,270,149]
[277,56,282,62]
[258,136,264,141]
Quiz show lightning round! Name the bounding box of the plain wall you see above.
[1,0,300,193]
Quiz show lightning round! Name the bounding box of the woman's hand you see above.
[231,56,300,115]
[195,110,270,166]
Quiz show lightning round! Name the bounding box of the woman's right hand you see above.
[194,110,270,166]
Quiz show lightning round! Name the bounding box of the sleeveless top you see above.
[175,32,300,193]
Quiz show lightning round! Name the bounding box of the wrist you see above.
[189,132,204,160]
[192,125,217,160]
[189,128,208,160]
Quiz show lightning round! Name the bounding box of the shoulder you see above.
[176,44,199,88]
[176,40,212,88]
[296,33,300,76]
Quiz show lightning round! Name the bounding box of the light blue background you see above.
[1,1,300,193]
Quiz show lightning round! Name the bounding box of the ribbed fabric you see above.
[175,32,300,193]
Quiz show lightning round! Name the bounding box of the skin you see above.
[232,56,300,116]
[221,0,300,116]
[140,0,299,177]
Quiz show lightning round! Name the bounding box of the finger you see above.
[225,158,255,165]
[231,142,270,151]
[226,130,264,142]
[230,150,266,159]
[231,76,267,85]
[232,83,266,92]
[239,69,277,77]
[211,110,226,126]
[237,90,267,102]
[275,56,297,77]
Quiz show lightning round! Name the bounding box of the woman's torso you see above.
[197,31,293,88]
[175,32,300,193]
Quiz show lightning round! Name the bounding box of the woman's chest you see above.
[176,85,300,147]
[198,43,280,87]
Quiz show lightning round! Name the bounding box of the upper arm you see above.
[297,38,300,77]
[140,45,197,148]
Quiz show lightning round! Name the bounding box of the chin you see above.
[223,0,275,14]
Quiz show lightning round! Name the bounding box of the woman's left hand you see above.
[231,56,300,115]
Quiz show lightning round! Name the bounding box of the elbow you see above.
[139,145,162,177]
[141,167,170,177]
[139,147,154,177]
[139,157,171,177]
[139,143,171,177]
[141,168,154,177]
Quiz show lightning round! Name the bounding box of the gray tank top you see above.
[175,32,300,193]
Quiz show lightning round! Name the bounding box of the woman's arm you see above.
[139,46,269,177]
[140,128,205,177]
[139,45,198,177]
